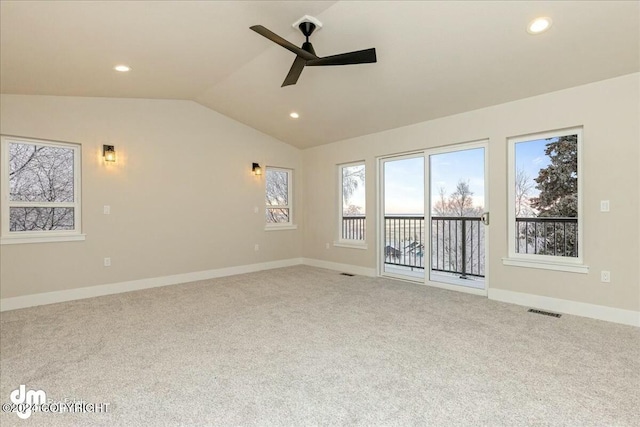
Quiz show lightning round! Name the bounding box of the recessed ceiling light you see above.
[289,112,299,119]
[114,64,131,72]
[527,17,552,34]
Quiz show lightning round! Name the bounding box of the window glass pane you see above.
[266,208,289,224]
[514,134,578,257]
[9,143,74,202]
[9,207,75,231]
[265,169,289,206]
[342,165,365,215]
[341,164,366,240]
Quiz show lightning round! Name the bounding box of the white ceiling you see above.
[1,1,638,149]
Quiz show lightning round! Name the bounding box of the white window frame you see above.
[265,166,296,231]
[1,135,85,244]
[502,127,588,273]
[335,161,367,249]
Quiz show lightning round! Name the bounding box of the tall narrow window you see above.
[339,162,366,241]
[265,167,293,227]
[1,136,83,244]
[505,127,586,273]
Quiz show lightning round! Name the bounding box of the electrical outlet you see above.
[254,244,259,251]
[104,257,111,267]
[600,200,610,212]
[600,270,610,283]
[254,206,259,214]
[103,205,111,215]
[325,243,330,249]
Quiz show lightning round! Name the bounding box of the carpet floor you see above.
[1,266,639,426]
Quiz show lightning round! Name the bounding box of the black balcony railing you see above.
[384,216,425,270]
[431,217,484,278]
[515,217,578,257]
[342,216,366,240]
[344,215,577,279]
[383,216,485,279]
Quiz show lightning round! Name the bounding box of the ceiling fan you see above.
[250,16,377,87]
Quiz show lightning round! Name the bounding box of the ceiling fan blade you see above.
[282,56,306,87]
[250,25,318,61]
[306,48,377,66]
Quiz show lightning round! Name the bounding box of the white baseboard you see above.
[4,258,637,328]
[301,258,377,277]
[0,258,304,312]
[425,278,487,297]
[489,288,640,327]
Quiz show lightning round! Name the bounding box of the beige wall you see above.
[302,73,640,312]
[2,74,639,313]
[0,95,302,299]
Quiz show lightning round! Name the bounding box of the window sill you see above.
[264,224,298,231]
[1,233,86,245]
[333,241,368,250]
[502,257,589,274]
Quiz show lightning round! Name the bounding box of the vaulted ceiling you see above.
[1,1,638,148]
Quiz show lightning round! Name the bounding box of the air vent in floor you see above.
[340,273,355,276]
[528,308,561,318]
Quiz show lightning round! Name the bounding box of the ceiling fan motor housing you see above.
[292,15,323,33]
[299,22,316,38]
[302,41,316,56]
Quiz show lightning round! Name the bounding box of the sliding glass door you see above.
[380,154,425,281]
[378,142,489,293]
[426,142,488,291]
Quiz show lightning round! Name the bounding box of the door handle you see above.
[481,212,490,226]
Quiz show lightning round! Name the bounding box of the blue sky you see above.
[384,150,486,215]
[351,141,551,216]
[384,157,425,214]
[430,148,485,213]
[515,138,553,198]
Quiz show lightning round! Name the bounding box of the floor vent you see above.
[340,273,355,276]
[528,308,562,318]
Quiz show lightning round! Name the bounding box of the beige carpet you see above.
[1,266,639,426]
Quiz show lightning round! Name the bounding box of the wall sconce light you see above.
[103,145,116,162]
[252,162,262,176]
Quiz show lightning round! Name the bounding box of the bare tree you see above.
[344,205,363,215]
[9,142,75,231]
[432,187,449,216]
[341,165,366,239]
[431,180,484,276]
[342,165,365,207]
[449,180,483,217]
[515,167,535,217]
[265,169,290,223]
[433,180,483,217]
